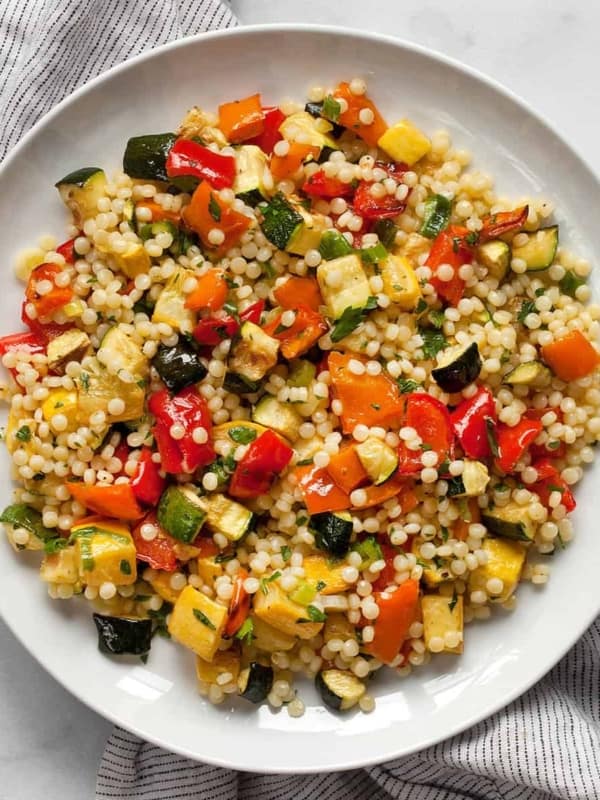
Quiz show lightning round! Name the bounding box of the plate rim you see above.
[1,23,599,772]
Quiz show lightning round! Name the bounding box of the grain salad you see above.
[1,77,599,717]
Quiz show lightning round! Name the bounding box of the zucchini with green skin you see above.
[157,486,207,543]
[288,359,316,388]
[93,614,152,655]
[355,437,398,485]
[238,662,274,703]
[233,145,269,206]
[222,371,262,395]
[316,669,366,711]
[559,270,586,298]
[122,133,176,181]
[420,194,452,239]
[99,326,148,383]
[152,341,207,393]
[482,501,536,542]
[318,230,353,261]
[317,254,370,320]
[55,168,107,226]
[512,226,559,271]
[503,361,551,387]
[304,102,344,138]
[446,460,490,497]
[202,493,255,543]
[311,511,353,558]
[477,239,511,283]
[432,342,481,392]
[260,193,304,250]
[0,503,54,551]
[252,395,302,441]
[351,536,383,568]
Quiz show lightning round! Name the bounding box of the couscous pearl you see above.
[99,582,117,600]
[107,398,125,416]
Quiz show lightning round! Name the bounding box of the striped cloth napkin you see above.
[2,3,599,799]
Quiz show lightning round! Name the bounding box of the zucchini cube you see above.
[195,650,241,685]
[229,321,280,382]
[317,254,370,320]
[197,555,225,586]
[147,570,184,604]
[381,255,422,310]
[422,593,464,654]
[378,120,431,166]
[253,581,324,640]
[72,522,137,586]
[168,585,228,660]
[56,168,107,225]
[40,546,80,586]
[252,395,302,441]
[468,537,527,603]
[152,268,195,334]
[249,614,295,652]
[112,242,151,279]
[203,493,255,543]
[41,389,79,430]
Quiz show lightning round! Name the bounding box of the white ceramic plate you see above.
[0,25,598,773]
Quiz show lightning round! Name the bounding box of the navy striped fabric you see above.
[2,3,599,798]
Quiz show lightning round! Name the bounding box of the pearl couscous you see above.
[1,78,599,716]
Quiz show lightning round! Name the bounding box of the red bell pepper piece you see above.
[248,106,285,154]
[263,304,328,359]
[531,459,576,512]
[165,139,236,189]
[56,237,77,264]
[21,301,72,341]
[224,568,251,637]
[398,393,454,475]
[371,543,399,592]
[25,262,73,319]
[148,386,215,475]
[229,429,293,499]
[132,512,179,572]
[495,418,543,473]
[192,300,265,347]
[0,331,46,379]
[479,205,528,242]
[353,181,407,220]
[295,463,351,514]
[131,447,167,506]
[367,579,420,664]
[302,169,355,199]
[67,481,145,521]
[451,386,497,460]
[525,408,567,460]
[426,225,473,306]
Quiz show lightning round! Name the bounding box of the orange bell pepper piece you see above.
[273,276,323,313]
[184,268,228,311]
[334,82,388,148]
[263,305,328,359]
[541,329,600,382]
[328,351,405,434]
[270,142,320,180]
[136,200,181,224]
[366,578,420,664]
[479,205,528,241]
[25,263,73,319]
[196,537,220,559]
[453,497,480,541]
[326,444,369,493]
[218,93,265,143]
[224,568,251,637]
[183,181,251,254]
[295,464,350,514]
[67,481,145,521]
[357,477,415,510]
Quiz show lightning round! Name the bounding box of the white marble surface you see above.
[1,2,599,797]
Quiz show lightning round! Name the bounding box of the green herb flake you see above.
[44,537,68,555]
[330,296,378,342]
[281,545,292,562]
[415,298,428,315]
[214,552,236,563]
[149,602,173,639]
[208,193,222,222]
[428,309,446,329]
[321,95,342,123]
[418,326,448,359]
[193,608,216,630]
[274,322,288,335]
[440,526,449,542]
[397,377,421,394]
[296,515,308,526]
[15,425,31,442]
[371,403,381,411]
[556,532,566,550]
[315,580,327,592]
[517,299,536,323]
[421,443,433,451]
[306,604,327,622]
[260,571,282,595]
[485,417,499,458]
[547,483,565,494]
[119,559,132,575]
[224,275,238,288]
[547,440,561,450]
[296,458,314,467]
[235,617,254,645]
[448,589,459,612]
[374,219,398,249]
[227,426,257,445]
[465,231,479,246]
[79,372,90,392]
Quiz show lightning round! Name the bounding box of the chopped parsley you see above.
[371,403,381,411]
[227,425,257,445]
[448,589,459,612]
[15,425,31,442]
[149,602,172,639]
[415,297,428,315]
[44,537,68,555]
[330,296,378,342]
[193,608,216,630]
[214,552,236,563]
[208,192,222,222]
[260,571,281,595]
[296,515,308,526]
[517,299,536,323]
[79,372,90,392]
[440,526,449,542]
[465,231,479,246]
[321,94,341,122]
[281,545,292,562]
[119,559,132,575]
[315,580,327,592]
[296,458,314,467]
[418,326,448,359]
[298,605,327,623]
[397,377,421,394]
[428,309,446,329]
